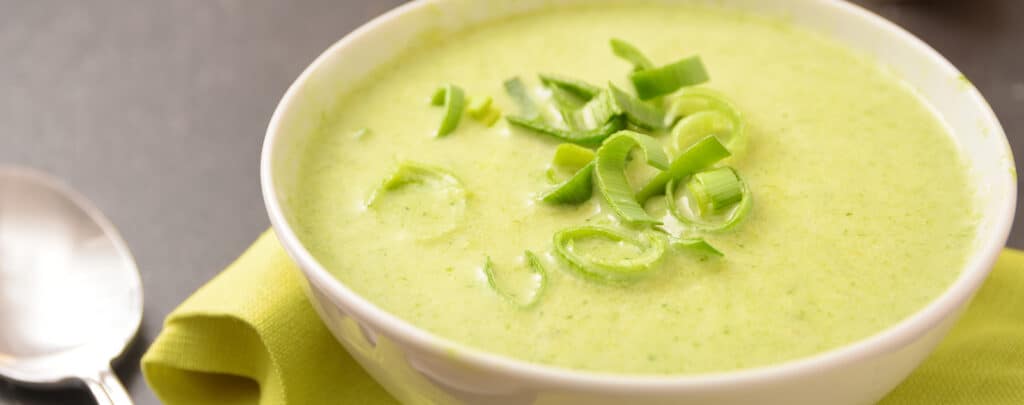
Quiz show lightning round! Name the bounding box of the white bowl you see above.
[260,1,1016,404]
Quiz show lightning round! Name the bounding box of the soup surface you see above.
[291,3,978,374]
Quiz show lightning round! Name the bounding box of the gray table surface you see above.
[1,1,1021,404]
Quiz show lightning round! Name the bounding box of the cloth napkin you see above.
[141,231,1024,404]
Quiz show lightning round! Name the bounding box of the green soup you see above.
[292,4,978,375]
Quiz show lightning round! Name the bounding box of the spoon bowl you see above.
[0,166,141,404]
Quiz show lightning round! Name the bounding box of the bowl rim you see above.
[260,0,1016,391]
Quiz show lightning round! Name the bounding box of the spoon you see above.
[0,166,141,404]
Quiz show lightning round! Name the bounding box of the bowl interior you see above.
[262,0,1015,382]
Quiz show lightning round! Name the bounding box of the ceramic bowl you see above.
[261,1,1016,403]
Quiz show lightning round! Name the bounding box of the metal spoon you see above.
[0,166,141,405]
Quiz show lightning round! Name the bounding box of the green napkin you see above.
[142,231,1024,404]
[141,231,396,405]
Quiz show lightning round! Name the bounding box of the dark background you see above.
[1,1,1020,404]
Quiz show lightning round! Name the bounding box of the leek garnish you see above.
[539,73,601,100]
[666,167,752,232]
[667,88,745,153]
[477,109,502,127]
[503,77,539,120]
[554,226,667,282]
[636,135,731,203]
[402,39,760,288]
[666,88,735,118]
[630,56,709,100]
[576,89,619,129]
[550,86,588,111]
[538,74,600,129]
[549,87,589,129]
[543,144,597,204]
[467,96,493,117]
[552,143,596,172]
[610,38,655,71]
[572,86,666,131]
[367,163,464,204]
[542,162,594,204]
[366,162,467,238]
[431,84,466,137]
[687,167,743,215]
[607,84,666,130]
[671,237,724,258]
[483,251,548,308]
[504,76,627,144]
[505,81,664,143]
[468,96,502,126]
[594,131,670,225]
[430,87,447,106]
[507,114,626,147]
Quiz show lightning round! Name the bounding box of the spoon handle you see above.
[83,367,133,405]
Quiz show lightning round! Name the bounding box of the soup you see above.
[290,3,977,375]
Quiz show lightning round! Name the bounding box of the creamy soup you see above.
[291,3,978,375]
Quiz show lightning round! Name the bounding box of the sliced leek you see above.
[636,135,731,203]
[671,237,724,258]
[666,88,745,154]
[687,167,743,215]
[554,226,667,282]
[507,114,626,147]
[542,162,594,204]
[483,251,548,308]
[666,167,752,232]
[366,162,468,239]
[594,131,670,224]
[552,143,596,171]
[610,38,655,71]
[503,77,539,120]
[539,73,601,100]
[432,84,466,137]
[630,55,710,100]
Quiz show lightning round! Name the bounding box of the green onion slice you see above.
[549,87,588,129]
[594,130,670,225]
[610,38,655,71]
[539,73,601,100]
[543,144,596,204]
[433,84,466,137]
[468,96,502,127]
[667,88,735,118]
[666,167,752,232]
[671,111,734,153]
[687,167,743,215]
[576,86,665,131]
[430,87,447,106]
[554,226,667,282]
[671,237,724,257]
[537,75,599,129]
[552,143,595,172]
[550,86,588,111]
[630,55,710,100]
[481,110,502,126]
[576,89,619,129]
[542,162,594,204]
[483,251,548,308]
[467,96,493,118]
[667,88,745,153]
[507,114,626,147]
[503,77,539,120]
[608,84,666,130]
[366,162,467,238]
[367,163,465,204]
[636,135,731,203]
